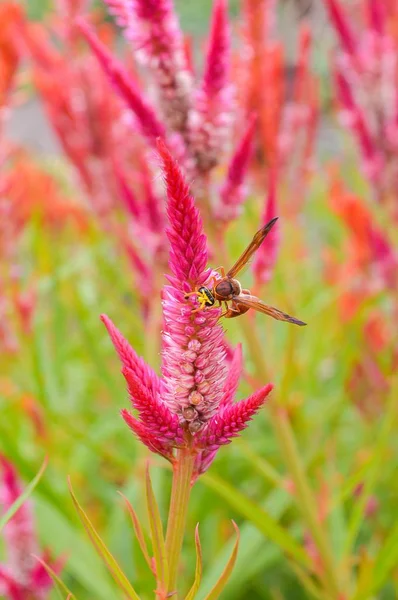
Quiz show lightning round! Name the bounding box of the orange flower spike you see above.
[260,42,284,167]
[292,24,312,105]
[0,2,23,106]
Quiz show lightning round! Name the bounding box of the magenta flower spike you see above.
[253,168,280,285]
[104,0,193,132]
[217,114,256,222]
[0,456,61,600]
[77,19,166,144]
[189,0,234,173]
[102,140,273,476]
[334,69,383,182]
[324,0,358,61]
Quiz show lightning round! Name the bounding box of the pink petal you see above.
[101,314,162,397]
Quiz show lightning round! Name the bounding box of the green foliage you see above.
[1,180,397,598]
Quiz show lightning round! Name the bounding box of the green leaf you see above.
[33,555,77,600]
[185,524,203,600]
[289,561,332,600]
[118,491,153,571]
[203,521,240,600]
[0,456,48,532]
[145,463,169,593]
[68,477,141,600]
[356,521,398,599]
[202,472,310,567]
[344,386,396,557]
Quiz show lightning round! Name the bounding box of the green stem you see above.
[240,319,341,598]
[165,448,196,596]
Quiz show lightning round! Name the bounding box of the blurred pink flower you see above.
[104,0,193,132]
[188,0,234,173]
[0,456,62,600]
[102,141,272,478]
[217,114,256,222]
[253,169,279,285]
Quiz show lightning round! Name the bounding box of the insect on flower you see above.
[185,218,306,326]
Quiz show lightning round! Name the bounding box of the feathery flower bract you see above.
[0,456,62,600]
[102,141,272,477]
[104,0,193,132]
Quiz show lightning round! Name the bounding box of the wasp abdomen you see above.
[198,286,215,306]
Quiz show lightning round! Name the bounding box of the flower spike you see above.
[197,384,273,450]
[103,143,273,471]
[77,18,166,143]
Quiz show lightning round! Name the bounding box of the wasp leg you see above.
[218,301,231,319]
[229,300,241,313]
[184,290,199,299]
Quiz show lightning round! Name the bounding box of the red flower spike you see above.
[217,114,256,222]
[105,0,193,132]
[202,0,230,99]
[77,19,166,143]
[0,457,61,599]
[219,344,243,408]
[157,138,209,286]
[101,314,162,397]
[253,169,279,285]
[104,142,273,469]
[366,0,386,34]
[324,0,358,59]
[121,410,174,461]
[197,384,273,450]
[189,0,233,173]
[335,69,382,182]
[122,367,185,445]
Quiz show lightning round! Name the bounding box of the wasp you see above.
[184,217,306,326]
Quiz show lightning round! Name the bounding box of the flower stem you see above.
[240,319,341,597]
[165,448,196,596]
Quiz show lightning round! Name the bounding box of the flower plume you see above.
[77,18,166,143]
[105,0,192,132]
[0,456,62,599]
[217,114,256,222]
[102,142,273,476]
[157,138,209,286]
[189,0,233,173]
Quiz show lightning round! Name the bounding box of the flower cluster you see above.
[103,141,272,479]
[325,0,398,205]
[324,173,398,418]
[233,0,318,214]
[0,456,62,600]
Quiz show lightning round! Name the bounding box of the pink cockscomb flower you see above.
[216,114,256,223]
[0,456,63,600]
[253,168,280,285]
[188,0,234,173]
[104,0,193,133]
[102,140,272,479]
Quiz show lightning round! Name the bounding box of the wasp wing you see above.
[233,294,306,326]
[226,217,279,279]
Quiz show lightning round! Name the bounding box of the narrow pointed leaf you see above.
[289,561,332,600]
[203,521,240,600]
[202,472,310,566]
[357,521,398,598]
[118,491,153,571]
[0,456,48,532]
[145,464,169,593]
[33,555,77,600]
[185,524,203,600]
[68,478,141,600]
